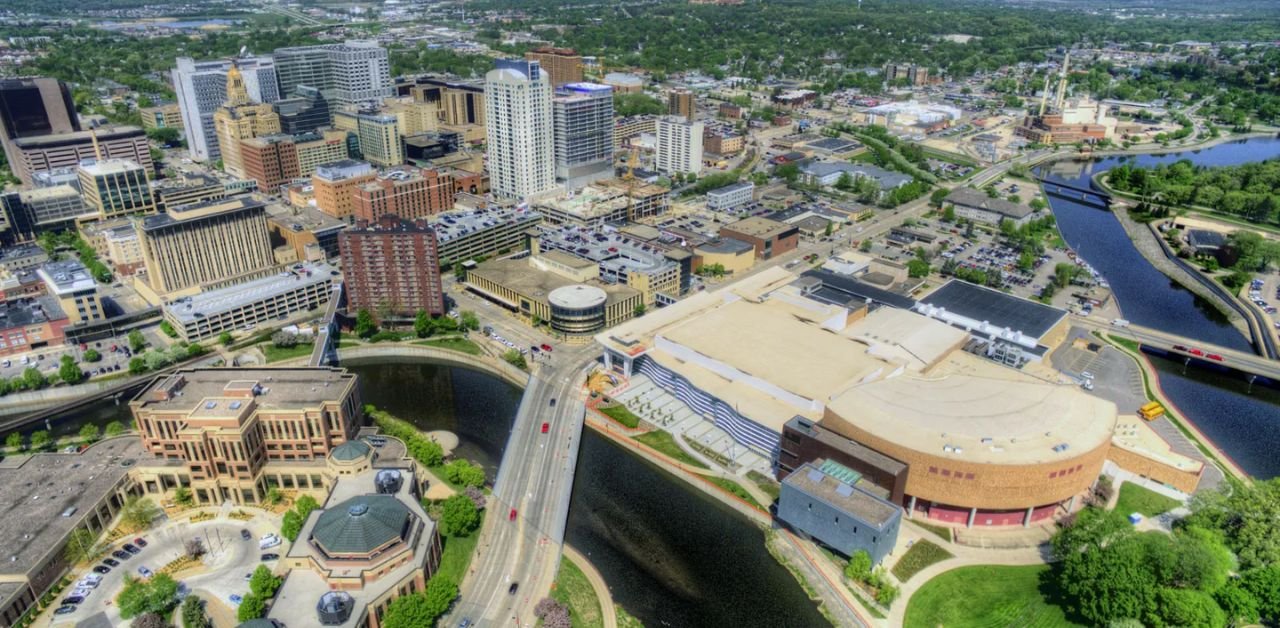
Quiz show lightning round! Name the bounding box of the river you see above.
[1039,136,1280,478]
[347,361,828,628]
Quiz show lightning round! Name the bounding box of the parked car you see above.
[111,551,130,561]
[71,587,93,599]
[261,553,279,562]
[229,594,243,606]
[137,566,153,578]
[92,566,111,575]
[133,538,147,548]
[61,596,84,605]
[54,605,77,615]
[103,558,119,567]
[240,529,252,541]
[122,543,141,554]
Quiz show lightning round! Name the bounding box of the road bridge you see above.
[447,343,599,627]
[1076,317,1280,384]
[308,283,344,367]
[1038,177,1111,209]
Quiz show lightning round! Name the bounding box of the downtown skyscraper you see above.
[173,56,279,162]
[484,59,557,201]
[553,82,614,190]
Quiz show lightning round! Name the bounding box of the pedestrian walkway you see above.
[563,545,618,628]
[611,375,771,474]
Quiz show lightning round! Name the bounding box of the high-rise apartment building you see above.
[138,196,275,295]
[312,160,377,223]
[524,47,584,87]
[77,159,156,220]
[655,116,704,176]
[240,135,301,193]
[173,55,279,162]
[273,85,331,135]
[884,63,930,86]
[553,83,615,190]
[9,126,151,186]
[354,112,403,167]
[340,214,444,317]
[294,130,349,177]
[0,77,81,182]
[274,41,392,107]
[353,166,455,223]
[213,66,282,179]
[484,59,557,201]
[668,89,696,121]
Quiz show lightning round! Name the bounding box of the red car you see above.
[508,508,517,521]
[1206,354,1225,362]
[1189,348,1204,356]
[541,344,553,352]
[541,422,550,434]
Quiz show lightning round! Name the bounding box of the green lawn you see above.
[261,343,315,363]
[910,520,954,543]
[599,404,641,428]
[890,540,953,582]
[747,470,781,502]
[904,564,1083,628]
[704,476,764,510]
[434,512,485,584]
[1114,482,1181,517]
[552,556,604,628]
[413,337,482,355]
[632,430,709,469]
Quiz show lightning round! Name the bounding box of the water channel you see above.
[1039,136,1280,478]
[348,360,828,628]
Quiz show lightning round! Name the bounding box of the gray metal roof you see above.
[311,495,411,555]
[330,440,372,462]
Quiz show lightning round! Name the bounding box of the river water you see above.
[346,361,827,627]
[1039,136,1280,478]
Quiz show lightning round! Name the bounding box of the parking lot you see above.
[0,334,137,382]
[48,515,284,627]
[1247,275,1280,342]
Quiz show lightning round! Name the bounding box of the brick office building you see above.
[719,216,799,260]
[339,214,445,318]
[352,166,455,223]
[241,135,301,193]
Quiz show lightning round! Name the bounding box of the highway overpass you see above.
[1077,317,1280,383]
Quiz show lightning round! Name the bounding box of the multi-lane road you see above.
[447,342,598,627]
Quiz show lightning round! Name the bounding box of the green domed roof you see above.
[311,495,411,556]
[330,439,372,461]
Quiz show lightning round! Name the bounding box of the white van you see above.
[259,533,281,550]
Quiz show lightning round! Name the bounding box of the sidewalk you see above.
[563,544,618,628]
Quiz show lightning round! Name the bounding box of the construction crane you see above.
[624,146,638,223]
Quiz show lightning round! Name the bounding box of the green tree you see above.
[174,485,194,507]
[280,510,303,542]
[218,331,233,346]
[236,592,265,622]
[105,421,126,437]
[930,188,949,209]
[30,430,51,451]
[1242,565,1280,621]
[407,437,444,467]
[459,311,479,331]
[146,126,181,145]
[906,259,930,278]
[502,349,527,370]
[128,330,146,352]
[355,309,378,339]
[844,550,872,582]
[444,460,486,488]
[121,495,161,531]
[1153,588,1225,628]
[249,565,282,599]
[414,310,433,338]
[440,494,481,536]
[59,355,83,384]
[423,575,459,620]
[181,595,210,628]
[22,367,46,390]
[5,431,21,450]
[63,527,100,564]
[129,357,147,375]
[159,321,178,338]
[1214,578,1260,625]
[382,575,458,628]
[1186,478,1280,570]
[118,573,179,619]
[634,303,647,317]
[79,423,100,444]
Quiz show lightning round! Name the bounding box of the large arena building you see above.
[597,268,1199,527]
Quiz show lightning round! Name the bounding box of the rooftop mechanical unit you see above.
[317,591,354,625]
[375,469,403,494]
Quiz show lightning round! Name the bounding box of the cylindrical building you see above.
[548,284,608,335]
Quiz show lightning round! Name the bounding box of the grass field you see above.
[747,470,781,502]
[911,520,954,543]
[413,337,482,355]
[598,404,641,428]
[434,511,484,584]
[891,540,953,582]
[704,476,764,510]
[632,430,709,469]
[552,556,603,628]
[1114,482,1181,517]
[904,564,1083,628]
[261,343,314,363]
